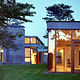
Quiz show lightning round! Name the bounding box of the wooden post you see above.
[48,53,53,71]
[55,30,56,72]
[38,52,40,64]
[71,30,74,73]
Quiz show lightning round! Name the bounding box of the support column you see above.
[71,30,74,73]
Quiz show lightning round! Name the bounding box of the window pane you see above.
[25,48,30,57]
[25,37,30,44]
[31,48,37,64]
[56,30,71,72]
[31,38,36,44]
[73,30,80,39]
[25,58,30,62]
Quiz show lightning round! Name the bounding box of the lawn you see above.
[0,64,80,80]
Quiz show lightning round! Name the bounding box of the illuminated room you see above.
[47,21,80,73]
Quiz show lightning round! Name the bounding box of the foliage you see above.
[43,3,74,38]
[44,3,74,21]
[0,0,36,49]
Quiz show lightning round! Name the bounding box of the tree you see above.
[0,0,36,49]
[44,3,74,21]
[43,3,74,38]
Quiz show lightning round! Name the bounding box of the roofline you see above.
[25,36,38,38]
[47,21,80,30]
[46,21,80,22]
[8,26,24,28]
[25,36,44,46]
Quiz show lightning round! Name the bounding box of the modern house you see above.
[25,36,48,64]
[47,21,80,73]
[0,26,48,64]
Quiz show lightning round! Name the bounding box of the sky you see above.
[17,0,80,46]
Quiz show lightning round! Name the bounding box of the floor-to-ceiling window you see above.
[72,30,80,72]
[56,30,71,72]
[48,30,71,72]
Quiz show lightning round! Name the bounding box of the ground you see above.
[0,64,80,80]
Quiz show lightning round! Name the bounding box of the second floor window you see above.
[31,38,36,44]
[25,37,30,44]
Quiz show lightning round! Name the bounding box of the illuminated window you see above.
[73,30,80,39]
[31,38,36,44]
[25,37,30,44]
[25,48,30,57]
[25,48,31,62]
[25,58,30,62]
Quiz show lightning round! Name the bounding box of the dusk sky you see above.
[17,0,80,46]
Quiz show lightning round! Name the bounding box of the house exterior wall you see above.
[5,26,25,64]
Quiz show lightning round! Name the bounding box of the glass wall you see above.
[73,30,80,72]
[48,30,71,72]
[56,30,71,72]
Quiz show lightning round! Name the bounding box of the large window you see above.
[56,30,71,72]
[25,48,30,62]
[25,37,30,44]
[31,48,37,64]
[73,30,80,39]
[48,30,71,72]
[31,38,36,44]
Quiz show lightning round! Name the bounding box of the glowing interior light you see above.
[60,49,64,53]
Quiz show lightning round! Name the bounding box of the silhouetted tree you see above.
[0,0,36,49]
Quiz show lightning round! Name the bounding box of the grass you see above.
[0,64,80,80]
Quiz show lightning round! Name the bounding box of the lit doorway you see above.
[0,47,3,62]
